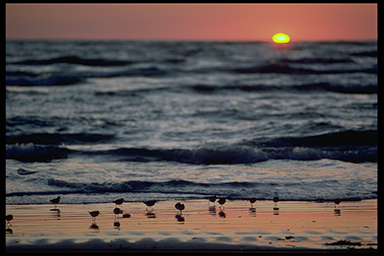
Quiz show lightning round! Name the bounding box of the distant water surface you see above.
[6,40,377,204]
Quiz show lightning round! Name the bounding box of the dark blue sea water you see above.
[6,40,377,204]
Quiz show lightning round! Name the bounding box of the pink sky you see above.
[6,4,377,41]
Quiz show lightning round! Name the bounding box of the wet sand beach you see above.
[6,199,377,252]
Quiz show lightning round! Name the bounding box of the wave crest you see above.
[6,143,70,162]
[6,131,376,164]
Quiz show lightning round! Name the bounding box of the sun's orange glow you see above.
[272,33,290,43]
[5,4,377,41]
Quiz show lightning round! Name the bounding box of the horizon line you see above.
[5,38,378,43]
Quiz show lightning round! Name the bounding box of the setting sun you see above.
[272,33,290,43]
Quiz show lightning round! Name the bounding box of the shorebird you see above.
[113,198,124,207]
[89,210,100,222]
[6,214,13,226]
[175,202,185,214]
[50,196,61,208]
[273,196,279,210]
[218,198,226,208]
[273,197,279,204]
[143,200,157,210]
[249,197,257,208]
[209,195,217,206]
[334,199,341,215]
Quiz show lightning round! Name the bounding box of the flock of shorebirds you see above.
[6,196,343,228]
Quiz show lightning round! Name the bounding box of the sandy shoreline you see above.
[6,199,377,252]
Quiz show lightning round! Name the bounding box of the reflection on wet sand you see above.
[175,213,185,223]
[50,208,61,219]
[5,198,350,237]
[113,219,121,229]
[249,207,256,217]
[209,206,216,216]
[146,209,156,219]
[219,208,226,218]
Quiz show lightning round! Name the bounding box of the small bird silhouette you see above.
[143,200,157,210]
[249,198,257,208]
[218,198,226,208]
[50,196,61,207]
[6,214,13,226]
[89,210,100,221]
[175,202,185,213]
[209,196,217,205]
[273,196,279,211]
[113,198,124,206]
[334,199,341,215]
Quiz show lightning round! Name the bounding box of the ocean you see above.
[6,40,377,205]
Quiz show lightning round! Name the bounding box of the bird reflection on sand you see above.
[209,206,216,216]
[219,208,226,218]
[113,219,121,229]
[249,207,256,217]
[50,208,61,218]
[146,209,156,218]
[113,207,123,216]
[90,223,99,230]
[175,214,185,223]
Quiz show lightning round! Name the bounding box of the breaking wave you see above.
[5,178,376,202]
[229,63,377,75]
[187,83,377,94]
[6,67,167,86]
[6,130,376,164]
[6,143,70,162]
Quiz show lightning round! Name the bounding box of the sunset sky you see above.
[6,3,377,42]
